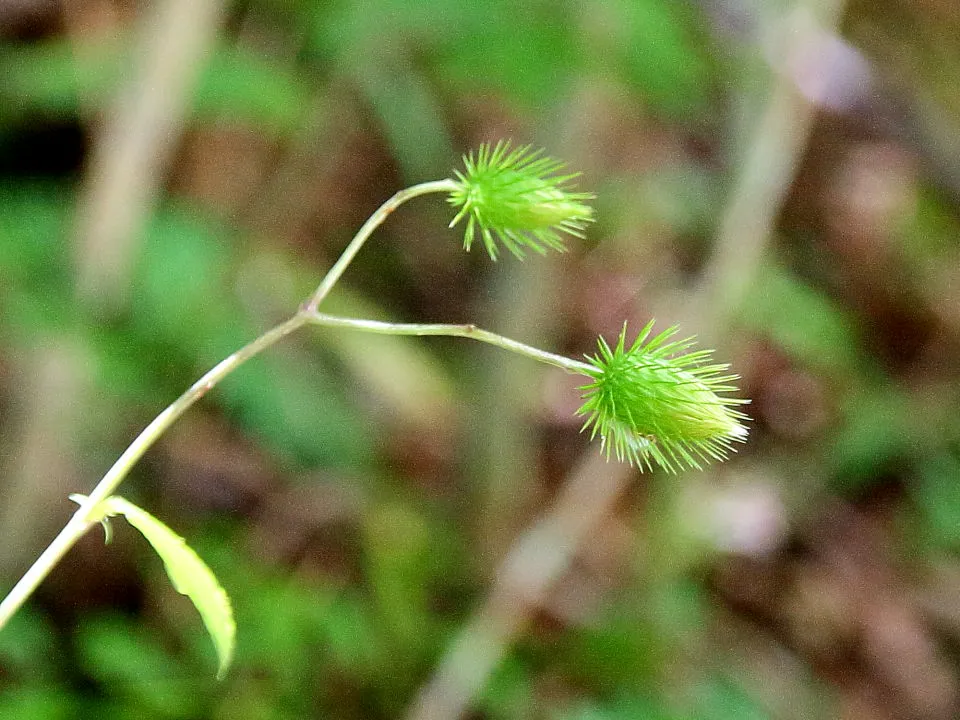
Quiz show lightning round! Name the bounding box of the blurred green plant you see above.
[0,142,747,678]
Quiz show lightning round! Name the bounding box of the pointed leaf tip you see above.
[101,496,235,679]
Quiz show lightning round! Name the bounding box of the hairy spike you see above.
[447,140,594,260]
[577,323,749,472]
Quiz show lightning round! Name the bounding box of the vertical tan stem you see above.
[405,451,633,720]
[691,0,850,338]
[74,0,228,311]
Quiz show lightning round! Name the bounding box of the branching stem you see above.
[0,179,459,631]
[0,172,593,632]
[303,179,458,312]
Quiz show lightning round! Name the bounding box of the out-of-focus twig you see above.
[73,0,228,312]
[404,450,632,720]
[0,344,88,577]
[474,256,564,563]
[690,0,850,338]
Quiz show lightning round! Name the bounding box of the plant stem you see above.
[0,314,308,630]
[304,311,594,375]
[303,179,458,312]
[0,178,458,630]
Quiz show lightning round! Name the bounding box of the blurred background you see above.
[2,0,960,718]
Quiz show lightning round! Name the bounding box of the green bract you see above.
[447,141,594,260]
[578,322,749,473]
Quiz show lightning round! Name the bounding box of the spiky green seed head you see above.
[577,321,749,473]
[447,141,594,261]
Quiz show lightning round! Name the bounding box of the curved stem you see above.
[0,178,458,630]
[0,314,308,630]
[303,311,594,375]
[303,179,457,312]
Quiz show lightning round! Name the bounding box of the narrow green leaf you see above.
[101,496,235,679]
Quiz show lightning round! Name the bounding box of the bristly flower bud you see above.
[577,321,749,473]
[447,141,594,260]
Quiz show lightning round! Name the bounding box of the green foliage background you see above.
[2,1,960,718]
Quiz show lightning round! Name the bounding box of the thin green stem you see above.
[303,179,458,312]
[0,178,458,630]
[0,314,308,630]
[303,311,594,375]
